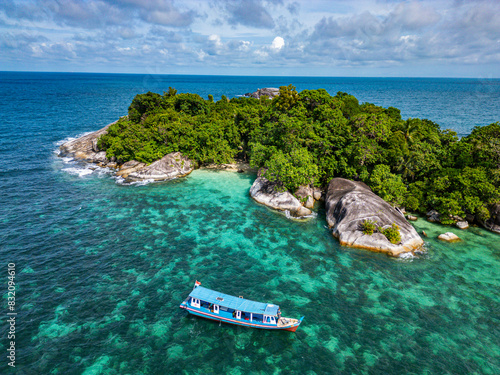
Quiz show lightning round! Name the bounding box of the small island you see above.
[59,85,500,255]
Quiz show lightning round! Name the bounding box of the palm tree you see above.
[396,153,417,182]
[397,118,419,147]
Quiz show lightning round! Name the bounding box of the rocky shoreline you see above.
[201,162,258,173]
[59,121,116,165]
[325,178,424,257]
[59,121,196,181]
[59,119,498,257]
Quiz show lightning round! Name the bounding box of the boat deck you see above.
[180,283,303,331]
[278,318,299,327]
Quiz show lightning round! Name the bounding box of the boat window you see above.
[191,298,200,308]
[270,317,276,324]
[236,311,241,319]
[213,305,219,314]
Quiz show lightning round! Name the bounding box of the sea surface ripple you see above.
[0,72,499,374]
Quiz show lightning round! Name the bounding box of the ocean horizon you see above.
[0,71,499,374]
[6,70,500,78]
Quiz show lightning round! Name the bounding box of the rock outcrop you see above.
[116,160,147,179]
[455,221,469,230]
[484,203,500,234]
[426,210,441,223]
[313,187,323,201]
[250,176,312,217]
[438,232,461,242]
[126,152,193,181]
[294,185,315,209]
[245,88,280,99]
[325,178,423,257]
[59,122,115,163]
[424,203,500,234]
[60,123,194,182]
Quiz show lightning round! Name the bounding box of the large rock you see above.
[426,209,441,223]
[245,88,280,99]
[313,187,324,201]
[295,185,315,209]
[116,160,147,178]
[484,203,500,234]
[127,152,193,181]
[250,176,312,217]
[59,121,115,163]
[438,232,461,242]
[325,178,423,257]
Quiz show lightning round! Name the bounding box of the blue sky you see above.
[1,0,499,77]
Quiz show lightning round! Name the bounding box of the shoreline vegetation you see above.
[60,85,500,255]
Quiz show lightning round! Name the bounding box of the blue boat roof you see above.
[189,286,279,316]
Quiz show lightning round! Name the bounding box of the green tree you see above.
[361,219,377,235]
[97,87,499,227]
[274,84,300,112]
[174,93,209,116]
[128,92,165,123]
[335,92,360,119]
[264,147,319,191]
[164,87,177,97]
[379,224,401,244]
[369,164,407,206]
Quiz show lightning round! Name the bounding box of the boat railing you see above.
[190,299,283,325]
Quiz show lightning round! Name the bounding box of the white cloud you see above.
[0,0,499,76]
[238,40,251,51]
[271,36,285,50]
[208,34,222,47]
[221,0,275,29]
[388,1,440,30]
[196,49,207,61]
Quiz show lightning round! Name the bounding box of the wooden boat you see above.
[179,281,304,332]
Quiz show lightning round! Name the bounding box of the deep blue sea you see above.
[0,72,499,374]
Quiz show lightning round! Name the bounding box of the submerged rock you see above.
[250,176,312,217]
[456,221,469,230]
[325,178,423,257]
[127,152,193,181]
[438,232,461,242]
[59,121,115,163]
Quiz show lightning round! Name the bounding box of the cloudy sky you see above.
[1,0,499,77]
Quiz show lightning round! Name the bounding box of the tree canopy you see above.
[97,86,500,222]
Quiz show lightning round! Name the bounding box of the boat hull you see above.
[180,302,303,331]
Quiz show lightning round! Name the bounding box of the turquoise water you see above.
[0,72,499,374]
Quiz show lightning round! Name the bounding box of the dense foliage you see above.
[361,219,377,235]
[379,224,402,244]
[97,85,500,222]
[360,220,401,244]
